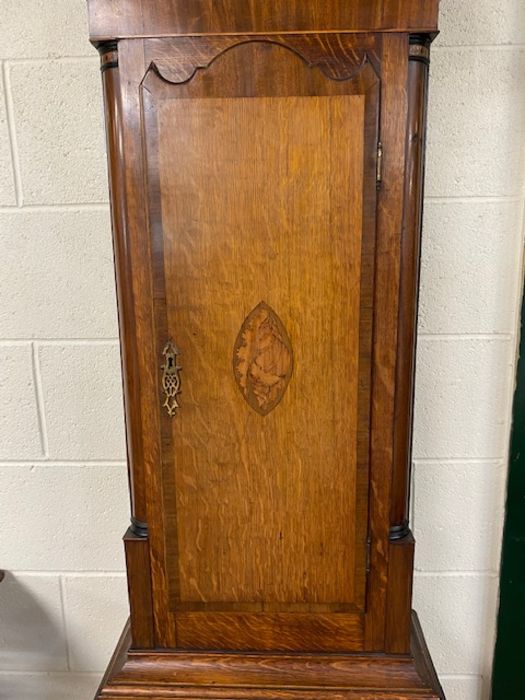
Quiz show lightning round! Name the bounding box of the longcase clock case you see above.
[88,2,444,698]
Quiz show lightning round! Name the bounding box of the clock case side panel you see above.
[385,35,432,654]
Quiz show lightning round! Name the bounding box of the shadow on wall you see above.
[0,572,67,674]
[0,573,103,697]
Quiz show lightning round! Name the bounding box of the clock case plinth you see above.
[96,613,442,700]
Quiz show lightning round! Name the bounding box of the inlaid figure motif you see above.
[233,302,293,416]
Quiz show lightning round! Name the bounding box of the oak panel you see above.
[139,37,379,648]
[176,612,365,652]
[157,93,364,608]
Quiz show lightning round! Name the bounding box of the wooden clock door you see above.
[133,33,386,652]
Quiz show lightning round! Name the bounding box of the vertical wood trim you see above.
[365,33,408,650]
[385,532,415,653]
[124,529,155,648]
[141,84,182,611]
[118,39,176,647]
[97,42,147,529]
[391,34,431,534]
[99,44,156,649]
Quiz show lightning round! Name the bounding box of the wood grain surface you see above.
[91,5,441,690]
[137,35,380,650]
[154,91,366,608]
[87,0,440,40]
[364,33,408,650]
[124,529,155,649]
[233,301,294,417]
[95,615,444,698]
[391,38,431,532]
[116,38,175,647]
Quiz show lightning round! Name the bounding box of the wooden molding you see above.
[141,34,379,86]
[96,613,444,699]
[87,1,440,42]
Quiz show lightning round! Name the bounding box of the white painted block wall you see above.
[0,2,523,699]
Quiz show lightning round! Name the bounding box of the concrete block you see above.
[437,0,525,47]
[0,209,118,339]
[0,673,100,700]
[0,465,127,571]
[38,343,126,461]
[426,47,525,197]
[413,461,506,572]
[413,338,513,460]
[8,60,107,204]
[0,0,92,59]
[440,676,483,700]
[0,344,43,460]
[0,573,67,671]
[0,71,16,205]
[63,575,129,673]
[419,200,524,335]
[413,574,498,676]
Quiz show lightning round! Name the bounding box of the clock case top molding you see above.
[88,1,444,698]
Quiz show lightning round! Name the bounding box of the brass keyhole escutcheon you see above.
[161,341,182,418]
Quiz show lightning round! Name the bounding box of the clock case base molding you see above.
[96,613,443,700]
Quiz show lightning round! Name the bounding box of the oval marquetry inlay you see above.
[233,302,293,416]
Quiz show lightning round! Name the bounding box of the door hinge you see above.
[366,535,372,574]
[376,141,383,189]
